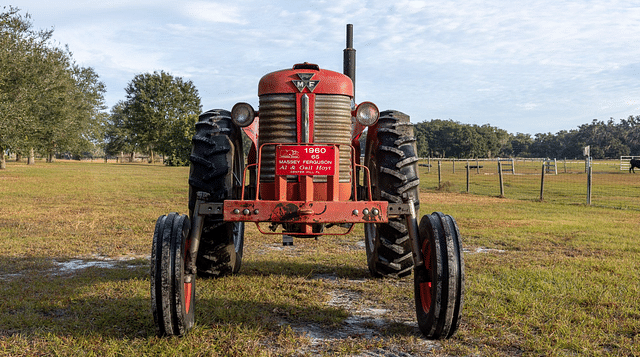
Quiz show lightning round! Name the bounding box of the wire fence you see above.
[418,158,640,210]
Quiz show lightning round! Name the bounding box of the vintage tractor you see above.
[151,25,465,340]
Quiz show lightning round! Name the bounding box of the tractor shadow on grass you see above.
[0,255,422,344]
[196,258,422,341]
[0,256,153,339]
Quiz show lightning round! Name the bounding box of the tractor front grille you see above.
[258,93,352,183]
[314,95,352,183]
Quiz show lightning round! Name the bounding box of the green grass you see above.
[419,159,640,210]
[1,160,639,356]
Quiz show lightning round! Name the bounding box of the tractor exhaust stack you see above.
[343,24,356,98]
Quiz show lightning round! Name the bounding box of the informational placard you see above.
[275,145,336,176]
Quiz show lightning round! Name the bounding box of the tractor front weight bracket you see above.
[188,197,418,241]
[405,197,424,268]
[185,192,214,278]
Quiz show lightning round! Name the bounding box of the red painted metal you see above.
[259,65,353,96]
[223,200,387,224]
[352,120,367,142]
[241,118,259,151]
[420,237,433,313]
[256,143,353,202]
[275,145,337,176]
[259,181,352,202]
[224,63,386,236]
[228,141,388,235]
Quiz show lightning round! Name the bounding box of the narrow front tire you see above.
[151,213,195,336]
[414,212,465,339]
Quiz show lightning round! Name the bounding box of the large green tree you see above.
[66,65,108,158]
[0,7,106,167]
[103,101,135,161]
[0,7,52,168]
[121,71,200,165]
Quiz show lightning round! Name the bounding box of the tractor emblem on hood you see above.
[292,73,319,92]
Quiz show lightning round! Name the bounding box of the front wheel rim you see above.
[419,237,432,313]
[184,281,192,314]
[183,235,193,314]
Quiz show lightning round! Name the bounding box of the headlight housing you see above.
[354,102,379,126]
[231,102,255,127]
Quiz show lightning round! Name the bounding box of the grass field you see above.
[0,160,639,356]
[419,158,640,210]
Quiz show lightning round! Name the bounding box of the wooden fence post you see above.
[466,161,470,193]
[539,163,545,201]
[498,161,504,197]
[587,166,592,205]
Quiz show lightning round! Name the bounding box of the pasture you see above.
[0,161,638,356]
[419,158,640,210]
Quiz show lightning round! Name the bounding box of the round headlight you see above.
[231,102,255,127]
[355,102,379,126]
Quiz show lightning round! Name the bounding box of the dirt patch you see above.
[51,256,143,275]
[464,247,506,254]
[281,274,440,356]
[0,255,147,281]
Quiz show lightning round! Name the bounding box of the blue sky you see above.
[12,0,640,135]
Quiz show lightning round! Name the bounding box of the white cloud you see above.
[181,1,249,24]
[518,103,539,111]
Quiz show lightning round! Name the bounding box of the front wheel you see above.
[414,212,465,339]
[151,213,195,336]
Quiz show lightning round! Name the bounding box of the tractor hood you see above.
[258,63,353,97]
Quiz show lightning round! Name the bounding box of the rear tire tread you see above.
[364,110,420,278]
[188,110,245,278]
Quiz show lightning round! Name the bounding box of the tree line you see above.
[414,116,640,159]
[0,7,106,169]
[0,7,201,169]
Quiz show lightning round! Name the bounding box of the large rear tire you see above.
[189,109,245,278]
[151,213,195,336]
[364,110,420,278]
[414,212,465,339]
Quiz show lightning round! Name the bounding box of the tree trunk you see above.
[28,148,35,165]
[0,149,6,170]
[150,150,154,164]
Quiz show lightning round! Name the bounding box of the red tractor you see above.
[151,25,465,340]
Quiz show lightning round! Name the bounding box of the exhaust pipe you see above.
[343,24,356,99]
